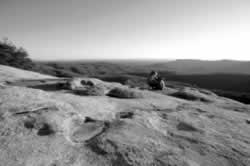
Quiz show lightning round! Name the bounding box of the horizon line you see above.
[33,58,250,62]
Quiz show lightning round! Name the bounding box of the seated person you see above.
[147,71,165,90]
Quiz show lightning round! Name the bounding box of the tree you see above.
[0,38,35,70]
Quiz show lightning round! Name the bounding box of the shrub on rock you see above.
[170,90,211,102]
[0,38,36,70]
[73,86,106,96]
[107,87,144,99]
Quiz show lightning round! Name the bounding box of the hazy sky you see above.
[1,0,250,60]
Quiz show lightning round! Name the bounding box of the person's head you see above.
[150,71,158,77]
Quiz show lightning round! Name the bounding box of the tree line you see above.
[0,38,35,70]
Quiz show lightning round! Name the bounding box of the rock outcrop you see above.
[0,65,249,166]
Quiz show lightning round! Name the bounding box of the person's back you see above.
[147,71,165,90]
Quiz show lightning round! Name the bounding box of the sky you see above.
[0,0,250,61]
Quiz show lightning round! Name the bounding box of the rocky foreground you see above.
[0,65,250,166]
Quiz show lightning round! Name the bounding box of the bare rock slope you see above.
[0,65,250,166]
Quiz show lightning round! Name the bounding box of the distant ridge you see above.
[148,59,250,75]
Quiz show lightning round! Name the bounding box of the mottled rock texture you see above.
[0,65,250,166]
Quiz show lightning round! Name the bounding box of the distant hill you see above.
[148,60,250,75]
[33,59,250,77]
[36,60,152,77]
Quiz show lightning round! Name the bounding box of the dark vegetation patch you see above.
[98,76,129,84]
[73,86,105,96]
[85,138,133,166]
[37,123,55,136]
[28,83,67,91]
[98,75,148,89]
[85,138,108,155]
[24,119,35,129]
[107,88,144,99]
[84,116,97,123]
[170,132,201,144]
[170,91,210,102]
[81,80,94,86]
[194,108,207,113]
[24,118,55,136]
[116,111,134,119]
[0,39,36,70]
[177,122,199,132]
[206,114,216,119]
[19,108,58,136]
[159,112,168,120]
[8,79,69,90]
[109,146,133,166]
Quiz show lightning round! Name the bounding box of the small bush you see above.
[170,91,211,102]
[107,87,144,99]
[0,38,35,70]
[73,86,106,96]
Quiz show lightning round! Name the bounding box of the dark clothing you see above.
[147,76,164,90]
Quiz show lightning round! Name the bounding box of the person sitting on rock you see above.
[147,71,165,90]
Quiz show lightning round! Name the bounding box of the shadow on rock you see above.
[107,87,144,99]
[170,90,212,102]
